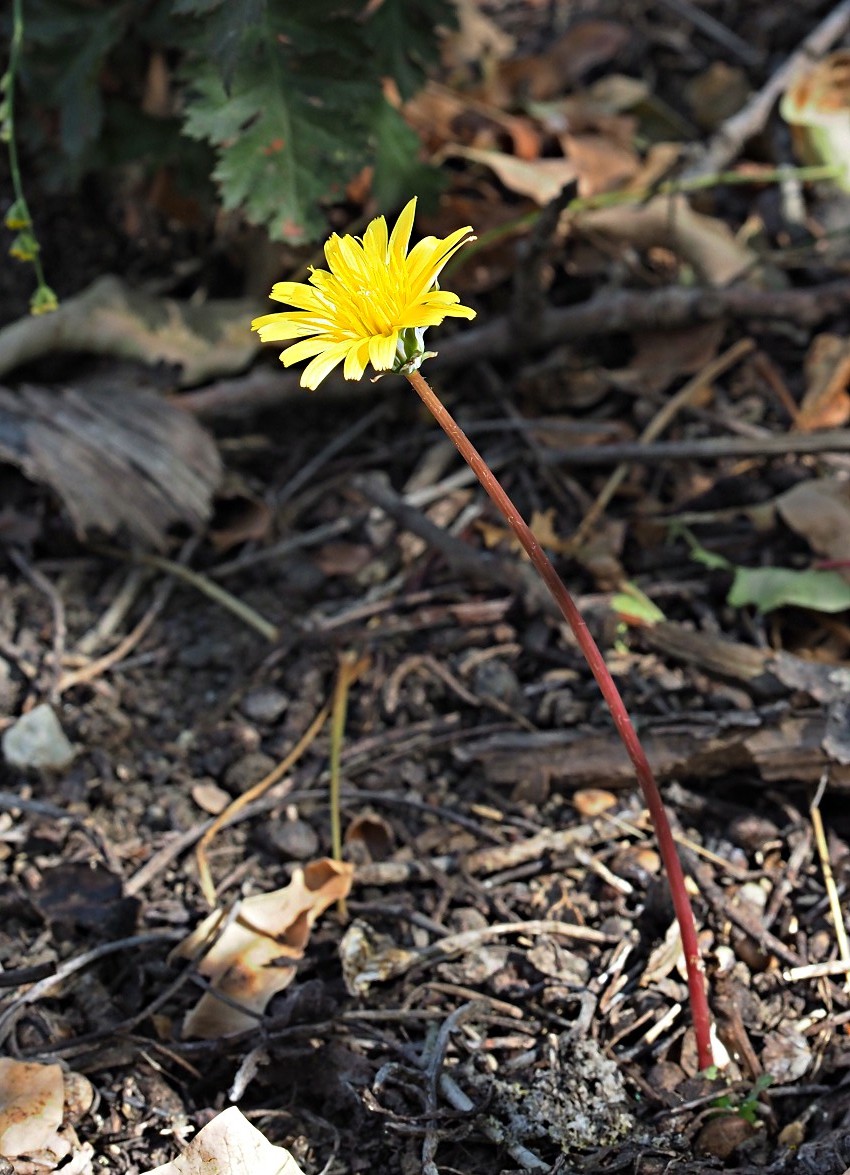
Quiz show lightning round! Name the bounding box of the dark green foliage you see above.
[11,0,455,241]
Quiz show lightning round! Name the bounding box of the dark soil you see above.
[3,2,850,1174]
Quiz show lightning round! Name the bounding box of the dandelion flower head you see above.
[252,197,476,389]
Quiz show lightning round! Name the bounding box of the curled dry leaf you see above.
[571,194,760,287]
[448,145,577,204]
[781,51,850,191]
[172,859,353,1038]
[639,919,686,988]
[796,333,850,431]
[142,1106,305,1175]
[339,919,417,997]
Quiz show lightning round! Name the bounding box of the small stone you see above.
[2,704,76,771]
[472,658,525,708]
[223,751,277,791]
[239,687,288,724]
[264,817,319,860]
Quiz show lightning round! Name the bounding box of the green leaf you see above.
[372,99,443,210]
[610,583,666,625]
[180,0,449,241]
[728,566,850,614]
[182,34,374,241]
[363,0,457,100]
[172,0,268,86]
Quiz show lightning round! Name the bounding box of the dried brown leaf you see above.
[173,859,353,1038]
[776,477,850,564]
[143,1107,305,1175]
[797,333,850,431]
[0,383,221,548]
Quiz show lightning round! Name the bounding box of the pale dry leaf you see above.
[0,276,264,387]
[776,477,850,564]
[781,51,850,191]
[339,919,417,996]
[560,132,639,197]
[0,1060,93,1175]
[173,859,353,1038]
[572,194,759,286]
[639,919,684,987]
[0,1060,64,1159]
[448,146,577,204]
[143,1107,305,1175]
[572,788,618,817]
[442,0,515,69]
[797,333,850,431]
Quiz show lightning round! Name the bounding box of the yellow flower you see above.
[252,197,476,389]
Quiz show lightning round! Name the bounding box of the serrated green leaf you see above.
[363,0,457,100]
[728,566,850,614]
[181,10,381,241]
[172,0,268,85]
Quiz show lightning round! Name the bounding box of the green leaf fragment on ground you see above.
[728,566,850,614]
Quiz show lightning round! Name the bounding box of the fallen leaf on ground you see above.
[685,62,750,131]
[796,333,850,430]
[0,1059,93,1175]
[441,0,515,70]
[142,1106,305,1175]
[476,507,573,555]
[608,320,725,396]
[0,276,264,387]
[447,146,576,204]
[560,131,639,197]
[571,194,761,286]
[0,382,221,548]
[728,566,850,614]
[640,919,685,987]
[776,477,850,565]
[493,20,631,104]
[339,919,417,997]
[172,859,353,1038]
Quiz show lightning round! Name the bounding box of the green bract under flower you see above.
[252,197,475,389]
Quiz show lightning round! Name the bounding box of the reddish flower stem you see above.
[406,368,714,1071]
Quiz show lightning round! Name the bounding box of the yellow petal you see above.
[362,215,389,261]
[279,337,336,366]
[300,340,356,389]
[388,198,417,267]
[343,339,371,380]
[368,332,398,371]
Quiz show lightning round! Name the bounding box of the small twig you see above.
[0,931,183,1047]
[654,0,762,66]
[276,401,387,506]
[441,1070,550,1170]
[536,427,850,466]
[571,337,755,546]
[7,550,66,704]
[420,1002,487,1174]
[181,280,850,419]
[329,651,370,918]
[195,702,330,907]
[810,771,850,992]
[58,570,173,694]
[91,543,279,643]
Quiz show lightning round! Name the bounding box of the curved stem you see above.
[406,368,714,1070]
